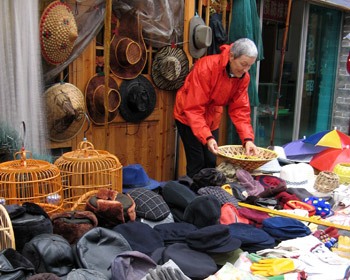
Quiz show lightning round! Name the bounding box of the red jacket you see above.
[174,44,254,145]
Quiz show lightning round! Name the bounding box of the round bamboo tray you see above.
[0,204,16,250]
[217,145,278,172]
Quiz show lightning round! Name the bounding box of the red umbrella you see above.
[310,145,350,171]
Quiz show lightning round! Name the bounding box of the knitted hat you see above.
[303,196,331,217]
[236,169,264,196]
[40,1,78,65]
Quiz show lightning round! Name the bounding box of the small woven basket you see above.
[217,145,278,172]
[333,163,350,185]
[314,171,339,193]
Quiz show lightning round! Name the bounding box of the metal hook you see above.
[21,121,26,148]
[83,113,91,140]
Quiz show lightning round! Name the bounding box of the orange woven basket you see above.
[54,140,122,210]
[217,145,278,172]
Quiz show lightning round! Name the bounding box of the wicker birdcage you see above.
[54,140,122,210]
[217,145,278,172]
[0,148,63,215]
[0,203,15,250]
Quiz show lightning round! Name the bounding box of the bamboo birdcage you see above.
[0,148,63,214]
[54,140,122,210]
[0,203,15,250]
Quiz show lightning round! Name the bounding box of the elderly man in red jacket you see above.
[174,38,259,178]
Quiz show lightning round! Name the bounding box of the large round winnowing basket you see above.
[0,203,15,250]
[54,140,122,210]
[217,145,278,172]
[0,149,63,215]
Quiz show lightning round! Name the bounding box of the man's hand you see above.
[244,141,258,156]
[207,138,218,154]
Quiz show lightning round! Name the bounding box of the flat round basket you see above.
[217,145,278,172]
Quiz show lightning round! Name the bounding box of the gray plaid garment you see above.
[197,186,240,208]
[128,188,170,221]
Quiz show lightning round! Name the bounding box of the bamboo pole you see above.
[270,0,293,147]
[103,0,112,150]
[239,202,350,231]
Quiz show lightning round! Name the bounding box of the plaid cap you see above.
[197,186,239,208]
[128,188,170,221]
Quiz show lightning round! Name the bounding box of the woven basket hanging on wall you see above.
[54,140,122,211]
[0,148,63,215]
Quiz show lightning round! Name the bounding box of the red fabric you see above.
[173,44,254,145]
[275,191,300,208]
[220,203,250,225]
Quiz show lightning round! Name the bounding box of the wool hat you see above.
[186,224,242,253]
[22,233,76,277]
[51,210,98,244]
[123,164,161,192]
[153,222,198,245]
[40,1,78,65]
[85,188,136,228]
[7,203,53,253]
[111,251,157,280]
[66,269,109,280]
[151,46,189,91]
[153,243,218,279]
[228,223,276,253]
[128,188,170,221]
[279,163,316,193]
[75,227,132,279]
[85,74,121,125]
[192,168,227,189]
[262,217,312,241]
[44,82,85,142]
[27,273,61,280]
[303,196,331,217]
[0,248,35,278]
[162,181,197,210]
[189,15,212,58]
[183,194,221,228]
[197,186,239,207]
[110,11,146,79]
[119,75,156,123]
[220,202,250,224]
[113,221,164,256]
[236,169,264,196]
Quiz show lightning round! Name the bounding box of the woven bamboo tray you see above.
[217,145,278,172]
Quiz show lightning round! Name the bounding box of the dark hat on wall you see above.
[189,15,212,58]
[119,75,156,123]
[110,11,147,80]
[40,1,78,65]
[85,74,121,125]
[151,46,189,91]
[45,82,85,142]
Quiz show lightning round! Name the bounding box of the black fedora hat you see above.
[119,75,156,123]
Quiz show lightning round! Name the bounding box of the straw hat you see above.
[45,83,85,142]
[189,16,212,59]
[110,11,147,80]
[85,74,121,125]
[151,46,189,91]
[119,75,156,123]
[40,1,78,65]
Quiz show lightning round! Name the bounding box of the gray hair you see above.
[230,38,258,59]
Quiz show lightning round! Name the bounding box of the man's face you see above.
[229,54,256,78]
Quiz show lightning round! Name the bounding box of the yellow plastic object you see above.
[333,163,350,184]
[250,258,295,276]
[332,235,350,259]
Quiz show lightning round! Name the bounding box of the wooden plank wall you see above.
[49,0,229,181]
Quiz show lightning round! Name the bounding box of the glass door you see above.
[299,5,341,138]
